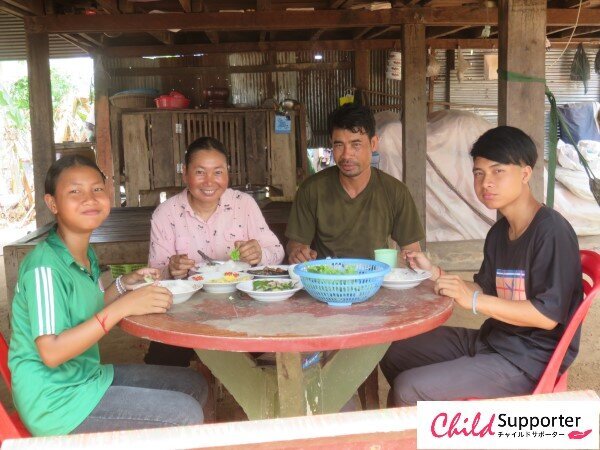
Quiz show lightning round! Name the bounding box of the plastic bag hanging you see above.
[456,47,471,83]
[426,49,441,79]
[570,43,590,94]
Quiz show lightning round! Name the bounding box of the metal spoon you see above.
[404,254,418,273]
[197,249,224,266]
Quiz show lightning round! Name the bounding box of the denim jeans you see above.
[71,364,208,434]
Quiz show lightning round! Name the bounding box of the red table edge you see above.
[119,300,453,353]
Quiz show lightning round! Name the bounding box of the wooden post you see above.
[94,55,116,205]
[354,49,370,93]
[26,32,55,227]
[401,24,427,245]
[444,49,453,109]
[498,0,546,201]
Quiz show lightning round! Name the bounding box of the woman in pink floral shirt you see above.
[149,136,284,279]
[146,136,284,366]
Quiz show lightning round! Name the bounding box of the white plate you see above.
[157,280,203,304]
[236,278,302,302]
[244,265,290,278]
[191,260,251,274]
[382,268,431,290]
[189,272,253,293]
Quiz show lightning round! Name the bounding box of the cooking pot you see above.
[231,184,268,201]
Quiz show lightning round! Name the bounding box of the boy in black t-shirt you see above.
[380,126,583,405]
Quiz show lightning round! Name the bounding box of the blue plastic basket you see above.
[294,258,390,306]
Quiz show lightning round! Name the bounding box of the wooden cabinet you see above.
[119,108,305,206]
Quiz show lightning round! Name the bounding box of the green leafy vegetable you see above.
[306,264,357,275]
[144,275,154,283]
[230,248,241,261]
[253,280,294,292]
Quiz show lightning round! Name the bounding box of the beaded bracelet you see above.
[115,275,126,296]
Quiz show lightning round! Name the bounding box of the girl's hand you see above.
[116,284,173,317]
[402,251,433,272]
[435,275,473,310]
[168,254,196,279]
[234,240,262,265]
[121,267,161,289]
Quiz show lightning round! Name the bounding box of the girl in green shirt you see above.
[9,155,207,436]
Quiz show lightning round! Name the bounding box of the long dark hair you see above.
[45,155,105,196]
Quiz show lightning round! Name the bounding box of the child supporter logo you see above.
[417,400,600,449]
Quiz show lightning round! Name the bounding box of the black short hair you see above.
[327,103,376,139]
[45,155,105,196]
[470,126,538,168]
[184,136,229,166]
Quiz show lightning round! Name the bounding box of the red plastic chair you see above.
[0,333,30,443]
[532,249,600,394]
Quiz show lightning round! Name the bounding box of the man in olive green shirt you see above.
[286,104,424,262]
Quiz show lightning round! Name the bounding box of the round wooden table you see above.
[121,281,452,419]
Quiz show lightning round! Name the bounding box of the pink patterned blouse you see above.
[149,188,284,270]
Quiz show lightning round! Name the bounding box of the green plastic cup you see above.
[374,249,398,268]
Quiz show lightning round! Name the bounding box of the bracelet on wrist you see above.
[115,275,126,295]
[94,313,109,334]
[472,290,480,315]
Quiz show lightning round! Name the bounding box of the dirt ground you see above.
[0,252,599,421]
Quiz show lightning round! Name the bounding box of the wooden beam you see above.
[365,26,399,39]
[401,23,427,243]
[498,0,546,202]
[26,32,55,226]
[24,8,501,34]
[101,39,399,57]
[0,0,32,17]
[94,56,116,206]
[95,0,120,14]
[2,0,41,15]
[108,61,353,77]
[427,25,472,39]
[149,31,175,45]
[59,34,96,53]
[354,49,370,91]
[545,25,574,36]
[179,0,192,13]
[310,29,326,41]
[257,0,270,41]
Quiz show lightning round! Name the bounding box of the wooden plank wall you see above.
[269,111,297,201]
[122,114,151,206]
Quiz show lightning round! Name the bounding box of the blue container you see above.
[294,258,390,306]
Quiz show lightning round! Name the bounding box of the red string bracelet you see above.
[94,313,109,334]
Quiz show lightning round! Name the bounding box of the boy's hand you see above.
[168,254,196,279]
[234,240,262,265]
[116,284,173,317]
[435,275,473,310]
[121,267,161,289]
[403,251,433,272]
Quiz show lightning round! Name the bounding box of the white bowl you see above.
[382,268,431,290]
[158,280,203,304]
[244,265,290,278]
[189,272,253,293]
[287,263,300,282]
[236,278,302,302]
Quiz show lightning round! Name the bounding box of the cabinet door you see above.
[149,113,180,189]
[122,113,150,206]
[244,111,268,186]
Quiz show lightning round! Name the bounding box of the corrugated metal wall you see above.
[0,12,87,60]
[432,47,600,141]
[101,56,162,95]
[297,51,353,148]
[369,49,402,111]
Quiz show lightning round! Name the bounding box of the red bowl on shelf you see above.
[154,95,191,109]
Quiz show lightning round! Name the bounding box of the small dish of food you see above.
[189,272,253,293]
[236,278,302,302]
[382,268,431,290]
[244,265,289,278]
